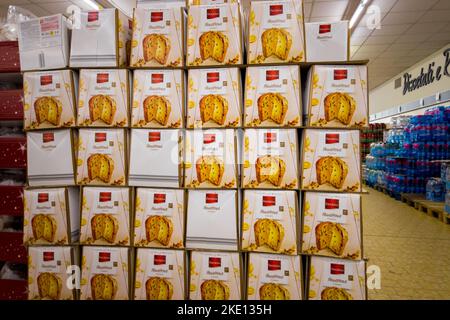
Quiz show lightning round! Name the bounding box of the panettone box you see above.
[27,129,75,187]
[187,68,242,128]
[132,69,184,128]
[70,8,131,67]
[186,190,238,250]
[28,246,77,300]
[18,14,69,71]
[184,129,237,188]
[76,128,127,186]
[134,248,185,300]
[305,21,349,63]
[77,69,130,127]
[247,0,305,64]
[129,129,183,188]
[187,0,239,5]
[305,65,368,128]
[80,246,130,300]
[247,252,302,300]
[302,192,362,260]
[242,190,298,255]
[189,250,242,300]
[242,129,299,189]
[80,187,131,246]
[244,65,301,127]
[134,188,185,248]
[307,256,366,300]
[130,3,184,67]
[301,129,361,192]
[24,187,80,245]
[23,70,77,130]
[187,3,243,66]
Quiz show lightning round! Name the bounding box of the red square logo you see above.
[266,70,279,81]
[128,19,133,30]
[203,133,216,144]
[209,257,221,268]
[98,252,111,263]
[151,11,164,22]
[95,132,107,143]
[264,132,276,143]
[153,193,166,204]
[96,73,109,84]
[207,8,220,19]
[151,73,164,84]
[43,251,54,262]
[38,193,49,203]
[262,195,276,207]
[268,259,281,271]
[88,11,99,22]
[40,75,52,86]
[206,72,220,83]
[148,131,161,142]
[319,24,331,34]
[325,133,340,144]
[154,254,166,265]
[330,263,345,275]
[325,198,339,209]
[270,5,283,16]
[42,132,54,143]
[99,192,111,202]
[205,193,218,204]
[334,69,348,80]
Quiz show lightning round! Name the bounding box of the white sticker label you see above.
[325,68,355,93]
[199,70,228,96]
[317,132,349,158]
[202,192,223,213]
[32,191,56,215]
[201,254,230,281]
[143,9,170,35]
[257,130,283,156]
[144,71,172,96]
[257,67,288,94]
[144,191,175,217]
[85,11,101,29]
[87,131,114,156]
[317,195,349,224]
[147,251,175,278]
[37,73,61,97]
[38,249,63,273]
[94,190,120,215]
[196,132,225,157]
[254,193,283,220]
[199,6,228,32]
[89,71,116,96]
[261,2,291,29]
[260,256,289,285]
[322,261,354,290]
[91,249,119,275]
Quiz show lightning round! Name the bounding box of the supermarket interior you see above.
[0,0,449,303]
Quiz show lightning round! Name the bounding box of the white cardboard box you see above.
[27,129,75,187]
[305,21,349,62]
[129,129,183,187]
[18,14,69,71]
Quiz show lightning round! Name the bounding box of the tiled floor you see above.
[363,188,450,300]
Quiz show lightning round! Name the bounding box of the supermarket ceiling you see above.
[1,0,450,90]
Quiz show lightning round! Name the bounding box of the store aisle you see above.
[363,188,450,300]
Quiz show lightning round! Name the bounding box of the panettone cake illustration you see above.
[34,97,63,126]
[321,287,353,300]
[91,274,118,300]
[91,214,119,243]
[87,154,115,183]
[199,31,229,63]
[200,280,230,300]
[324,93,356,125]
[196,156,225,186]
[199,95,229,125]
[143,95,171,126]
[259,283,290,300]
[89,95,117,125]
[316,156,349,189]
[32,214,57,243]
[315,222,349,256]
[37,273,62,300]
[145,216,173,246]
[143,34,171,65]
[261,28,292,61]
[145,277,173,300]
[254,218,285,251]
[255,155,286,187]
[257,93,288,124]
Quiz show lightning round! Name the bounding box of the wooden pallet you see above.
[400,193,450,225]
[400,193,425,207]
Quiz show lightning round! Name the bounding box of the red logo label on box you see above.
[270,5,283,16]
[207,8,220,19]
[264,132,277,143]
[151,73,164,84]
[88,11,99,22]
[209,257,221,268]
[43,251,54,262]
[319,24,332,34]
[128,19,133,29]
[205,193,218,204]
[334,69,348,80]
[206,72,220,83]
[151,11,164,22]
[38,193,49,203]
[153,193,166,204]
[330,263,345,275]
[268,259,281,271]
[96,73,109,84]
[42,132,54,143]
[148,131,161,142]
[154,254,166,265]
[262,195,276,207]
[325,133,340,144]
[266,70,279,81]
[325,198,340,209]
[98,252,111,263]
[95,132,107,143]
[40,75,52,86]
[203,133,216,144]
[99,192,112,202]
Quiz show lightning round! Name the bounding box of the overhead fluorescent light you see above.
[349,0,369,29]
[83,0,101,10]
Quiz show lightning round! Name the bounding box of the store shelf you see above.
[0,186,24,216]
[0,279,27,300]
[0,137,26,169]
[0,232,26,264]
[0,41,20,73]
[0,90,23,122]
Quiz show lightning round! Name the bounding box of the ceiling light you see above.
[349,0,369,29]
[83,0,100,10]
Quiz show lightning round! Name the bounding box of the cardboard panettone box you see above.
[305,21,349,62]
[130,3,184,67]
[70,8,131,67]
[186,190,238,251]
[242,190,298,255]
[27,129,75,187]
[134,188,185,248]
[247,252,302,300]
[128,129,183,188]
[242,129,299,189]
[80,187,131,246]
[301,129,361,192]
[28,246,78,300]
[23,70,77,130]
[80,246,130,300]
[307,256,366,300]
[247,0,306,64]
[302,192,362,260]
[244,65,301,127]
[23,187,80,245]
[77,69,130,127]
[18,14,69,71]
[189,250,242,300]
[304,65,368,128]
[187,3,243,66]
[134,248,185,300]
[132,69,184,128]
[184,129,237,188]
[187,0,240,5]
[187,68,242,128]
[76,128,127,186]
